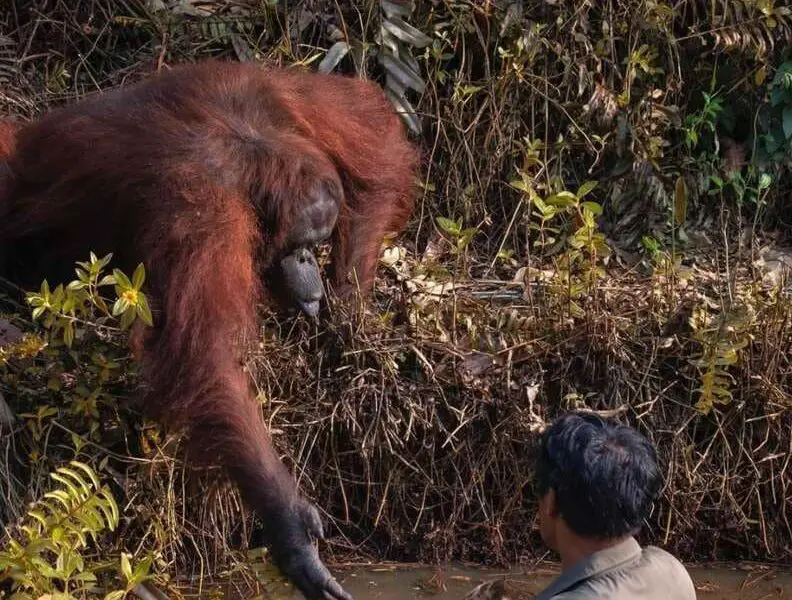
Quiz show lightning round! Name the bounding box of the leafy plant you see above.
[707,164,774,212]
[689,302,755,415]
[436,216,479,256]
[0,461,122,599]
[0,252,163,598]
[0,254,152,470]
[25,252,153,349]
[620,43,664,107]
[105,552,157,600]
[641,234,683,285]
[756,60,792,165]
[683,91,724,152]
[511,174,609,317]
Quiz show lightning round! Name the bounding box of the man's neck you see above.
[558,531,631,570]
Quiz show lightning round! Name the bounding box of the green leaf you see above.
[509,178,531,193]
[113,269,134,290]
[772,61,792,88]
[44,489,72,511]
[120,308,136,331]
[131,554,154,585]
[436,216,460,235]
[72,571,99,583]
[641,236,660,254]
[70,460,101,490]
[113,298,130,317]
[758,173,773,190]
[136,294,154,327]
[27,509,48,529]
[545,191,578,208]
[50,472,82,503]
[132,263,146,290]
[63,322,74,348]
[581,201,603,216]
[60,466,93,494]
[782,104,792,140]
[121,552,133,582]
[62,293,75,315]
[576,180,598,199]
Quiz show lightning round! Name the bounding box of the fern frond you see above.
[689,301,755,415]
[0,460,120,597]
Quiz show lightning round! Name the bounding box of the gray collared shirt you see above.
[534,537,697,599]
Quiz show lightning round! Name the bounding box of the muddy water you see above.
[328,562,792,600]
[188,560,792,599]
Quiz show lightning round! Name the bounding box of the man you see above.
[532,411,696,599]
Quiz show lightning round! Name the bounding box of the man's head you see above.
[535,411,663,551]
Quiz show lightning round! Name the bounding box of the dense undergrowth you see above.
[1,1,792,598]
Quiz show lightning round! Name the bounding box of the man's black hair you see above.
[536,411,663,540]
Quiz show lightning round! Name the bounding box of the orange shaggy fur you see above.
[0,59,419,600]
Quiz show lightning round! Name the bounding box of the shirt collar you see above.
[534,536,642,599]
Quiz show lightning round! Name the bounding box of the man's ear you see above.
[541,488,560,518]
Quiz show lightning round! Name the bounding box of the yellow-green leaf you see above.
[581,201,603,216]
[136,294,154,327]
[132,263,146,290]
[576,180,599,199]
[121,552,133,582]
[113,269,133,290]
[113,298,130,317]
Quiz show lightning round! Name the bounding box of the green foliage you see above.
[511,170,609,317]
[682,81,779,219]
[105,552,157,600]
[2,0,792,579]
[0,461,125,599]
[0,254,154,456]
[620,44,664,106]
[436,216,479,255]
[707,163,774,209]
[0,459,158,599]
[0,254,153,484]
[683,91,724,152]
[640,235,682,281]
[689,303,755,415]
[0,253,162,598]
[756,60,792,164]
[26,253,153,349]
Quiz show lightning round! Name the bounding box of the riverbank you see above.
[1,2,791,597]
[338,563,792,600]
[184,561,792,600]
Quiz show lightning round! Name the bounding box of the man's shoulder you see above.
[545,545,696,600]
[625,544,696,598]
[641,544,694,576]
